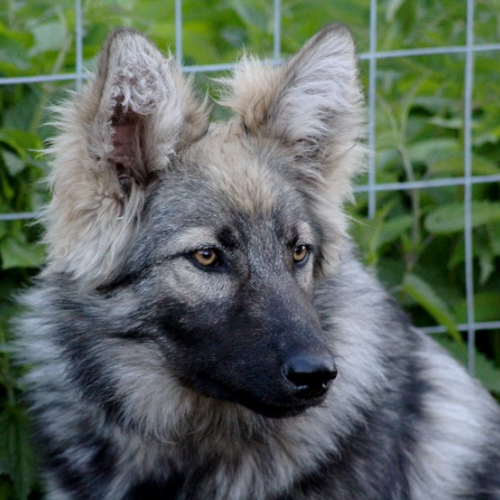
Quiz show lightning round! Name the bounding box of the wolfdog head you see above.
[39,25,365,433]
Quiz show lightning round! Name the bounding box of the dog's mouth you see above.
[184,373,329,419]
[241,398,326,419]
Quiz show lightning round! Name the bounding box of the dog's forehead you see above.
[179,121,295,217]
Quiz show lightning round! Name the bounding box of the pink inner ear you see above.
[111,122,138,171]
[109,121,146,193]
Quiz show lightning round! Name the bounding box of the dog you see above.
[17,25,500,499]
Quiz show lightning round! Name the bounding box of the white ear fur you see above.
[43,29,209,285]
[223,24,365,171]
[89,29,209,185]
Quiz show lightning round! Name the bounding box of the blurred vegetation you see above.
[0,0,499,497]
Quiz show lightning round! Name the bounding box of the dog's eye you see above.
[293,244,310,265]
[190,248,221,268]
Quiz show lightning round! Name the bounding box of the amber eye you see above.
[191,248,220,267]
[293,244,310,264]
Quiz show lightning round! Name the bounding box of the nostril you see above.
[282,353,337,398]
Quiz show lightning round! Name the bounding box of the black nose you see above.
[282,353,337,399]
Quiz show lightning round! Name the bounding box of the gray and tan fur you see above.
[17,25,500,499]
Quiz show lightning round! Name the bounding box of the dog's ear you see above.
[223,24,365,184]
[44,28,209,285]
[89,28,209,192]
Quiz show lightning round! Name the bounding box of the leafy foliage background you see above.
[0,0,499,497]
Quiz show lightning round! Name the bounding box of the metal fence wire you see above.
[1,0,500,374]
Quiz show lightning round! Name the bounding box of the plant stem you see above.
[398,144,421,270]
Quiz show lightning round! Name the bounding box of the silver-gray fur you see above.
[16,25,500,499]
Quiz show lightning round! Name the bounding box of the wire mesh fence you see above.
[1,0,499,375]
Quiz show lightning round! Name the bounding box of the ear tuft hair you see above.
[221,24,365,169]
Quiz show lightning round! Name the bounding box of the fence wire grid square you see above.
[1,0,500,375]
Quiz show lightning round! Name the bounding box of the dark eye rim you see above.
[187,247,226,272]
[293,243,312,267]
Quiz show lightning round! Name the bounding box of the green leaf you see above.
[487,222,500,256]
[378,214,414,247]
[428,116,463,130]
[0,237,45,270]
[402,273,461,342]
[408,138,459,164]
[0,406,37,500]
[425,202,500,234]
[454,293,500,324]
[0,171,15,201]
[385,0,406,22]
[0,26,32,76]
[428,154,500,176]
[350,201,399,265]
[29,21,67,56]
[232,0,270,32]
[0,130,44,156]
[435,336,500,394]
[472,155,500,175]
[476,233,495,284]
[1,150,25,176]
